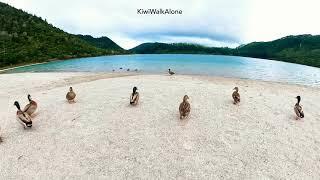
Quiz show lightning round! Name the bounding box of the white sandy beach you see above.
[0,72,320,179]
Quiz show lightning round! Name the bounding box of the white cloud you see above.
[1,0,319,49]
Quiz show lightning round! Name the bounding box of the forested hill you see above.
[76,35,124,52]
[0,2,124,68]
[131,35,320,68]
[130,42,233,55]
[234,34,320,67]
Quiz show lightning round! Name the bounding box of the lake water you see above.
[4,54,320,87]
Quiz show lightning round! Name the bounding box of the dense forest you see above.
[130,43,234,55]
[130,35,320,67]
[234,35,320,67]
[76,35,124,52]
[0,2,124,68]
[1,2,320,68]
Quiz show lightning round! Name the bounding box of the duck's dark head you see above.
[14,101,20,110]
[27,94,32,102]
[183,95,189,101]
[69,87,73,92]
[296,96,301,103]
[168,69,171,71]
[233,87,239,91]
[133,87,138,93]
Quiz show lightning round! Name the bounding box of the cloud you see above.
[2,0,319,49]
[2,0,249,49]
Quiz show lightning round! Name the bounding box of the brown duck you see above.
[23,94,38,116]
[294,96,304,120]
[179,95,190,119]
[66,87,76,103]
[232,87,240,104]
[14,101,32,128]
[130,87,140,105]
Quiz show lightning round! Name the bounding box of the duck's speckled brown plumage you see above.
[179,95,190,119]
[130,87,139,105]
[294,96,304,120]
[232,87,240,104]
[23,94,37,115]
[14,101,32,128]
[66,87,76,102]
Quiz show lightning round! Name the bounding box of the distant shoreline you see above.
[0,62,49,73]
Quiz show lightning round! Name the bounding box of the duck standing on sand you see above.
[168,69,175,75]
[14,101,32,128]
[232,87,240,104]
[294,96,304,120]
[66,87,76,103]
[179,95,190,119]
[23,94,37,116]
[130,87,139,105]
[0,127,3,143]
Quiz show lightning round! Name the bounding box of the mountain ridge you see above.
[130,34,320,67]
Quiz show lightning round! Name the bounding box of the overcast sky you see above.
[2,0,320,49]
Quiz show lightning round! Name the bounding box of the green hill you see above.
[76,35,124,52]
[234,34,320,67]
[0,2,124,68]
[130,42,233,55]
[131,35,320,67]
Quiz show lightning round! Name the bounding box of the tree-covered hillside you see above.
[131,35,320,67]
[130,42,233,55]
[76,35,124,52]
[0,2,124,68]
[234,34,320,67]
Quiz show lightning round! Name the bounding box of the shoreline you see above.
[1,71,319,89]
[0,62,49,73]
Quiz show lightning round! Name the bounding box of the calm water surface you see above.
[4,54,320,87]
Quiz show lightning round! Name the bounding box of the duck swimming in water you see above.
[294,96,304,120]
[66,87,76,103]
[23,94,37,116]
[14,101,32,128]
[232,87,240,104]
[168,69,175,75]
[130,87,139,105]
[179,95,190,119]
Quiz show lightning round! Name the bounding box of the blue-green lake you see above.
[4,54,320,87]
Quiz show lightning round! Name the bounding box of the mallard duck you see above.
[179,95,190,119]
[130,87,139,105]
[232,87,240,104]
[14,101,32,128]
[294,96,304,120]
[168,69,175,75]
[23,94,37,116]
[0,127,3,143]
[66,87,76,103]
